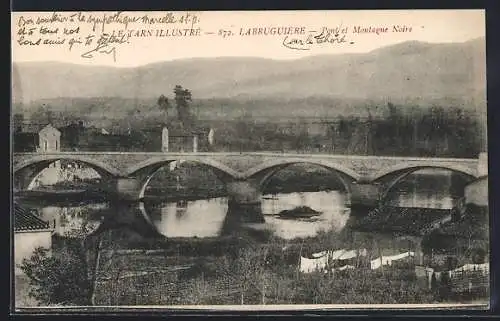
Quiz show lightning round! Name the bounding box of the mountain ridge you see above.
[12,38,486,107]
[13,37,485,69]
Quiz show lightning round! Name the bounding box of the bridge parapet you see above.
[13,152,479,182]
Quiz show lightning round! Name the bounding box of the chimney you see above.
[193,134,198,153]
[208,128,215,145]
[162,127,169,152]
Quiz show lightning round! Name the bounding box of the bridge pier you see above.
[226,180,265,223]
[102,176,267,223]
[349,182,382,216]
[100,177,144,202]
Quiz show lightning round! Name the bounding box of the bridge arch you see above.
[370,164,478,203]
[14,154,122,177]
[13,154,122,190]
[125,156,241,200]
[243,158,361,196]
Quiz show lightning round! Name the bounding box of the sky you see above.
[11,9,485,67]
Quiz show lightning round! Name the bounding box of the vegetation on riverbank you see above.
[16,169,488,307]
[90,226,486,306]
[19,97,485,158]
[19,218,489,306]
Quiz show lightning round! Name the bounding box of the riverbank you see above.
[88,227,488,306]
[23,215,489,307]
[14,190,108,208]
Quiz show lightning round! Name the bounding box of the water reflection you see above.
[385,171,464,209]
[262,191,350,239]
[390,192,454,209]
[146,198,229,238]
[29,203,109,236]
[15,171,466,240]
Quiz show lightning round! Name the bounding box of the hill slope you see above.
[12,38,486,106]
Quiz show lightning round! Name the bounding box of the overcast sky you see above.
[12,9,485,67]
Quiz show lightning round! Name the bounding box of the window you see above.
[55,140,58,151]
[44,140,48,151]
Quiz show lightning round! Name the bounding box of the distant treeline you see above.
[17,102,485,158]
[212,103,485,158]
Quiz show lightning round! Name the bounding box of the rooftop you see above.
[434,206,488,240]
[14,203,51,232]
[353,206,453,236]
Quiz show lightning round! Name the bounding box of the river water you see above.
[16,169,466,241]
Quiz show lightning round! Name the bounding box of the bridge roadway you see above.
[13,151,480,180]
[13,152,482,221]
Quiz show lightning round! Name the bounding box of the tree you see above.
[182,272,212,305]
[386,102,403,153]
[13,113,24,132]
[471,247,487,264]
[30,104,54,125]
[438,271,452,301]
[364,106,374,155]
[292,118,311,152]
[157,94,171,121]
[173,85,193,128]
[65,121,80,151]
[431,272,438,292]
[224,244,272,305]
[21,241,93,305]
[20,226,119,306]
[157,86,195,129]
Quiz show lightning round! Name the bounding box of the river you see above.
[16,169,467,241]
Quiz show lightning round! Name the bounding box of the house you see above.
[161,123,215,153]
[13,124,61,153]
[37,124,61,152]
[14,203,53,275]
[307,121,332,137]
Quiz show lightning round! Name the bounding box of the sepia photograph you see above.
[11,9,489,310]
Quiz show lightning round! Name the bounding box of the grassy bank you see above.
[22,221,489,307]
[91,227,487,306]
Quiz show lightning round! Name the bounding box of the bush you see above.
[20,246,92,306]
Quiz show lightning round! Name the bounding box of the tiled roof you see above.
[435,214,488,240]
[354,206,452,236]
[13,203,51,232]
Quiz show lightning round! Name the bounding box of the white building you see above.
[14,203,53,276]
[36,124,62,170]
[37,124,61,153]
[161,126,215,152]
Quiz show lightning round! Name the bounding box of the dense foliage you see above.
[20,241,92,305]
[17,100,485,158]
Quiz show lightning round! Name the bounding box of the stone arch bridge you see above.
[13,152,482,211]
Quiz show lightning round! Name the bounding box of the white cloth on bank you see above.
[301,248,368,273]
[370,251,415,270]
